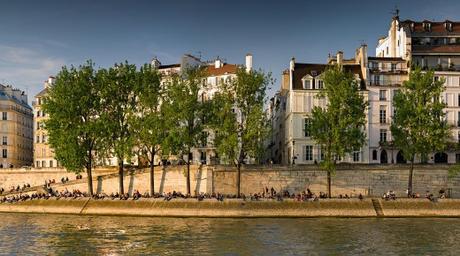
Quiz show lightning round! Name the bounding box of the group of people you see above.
[382,190,397,200]
[0,184,32,195]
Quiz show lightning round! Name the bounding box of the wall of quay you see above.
[2,164,460,198]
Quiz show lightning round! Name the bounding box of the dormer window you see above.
[303,79,312,89]
[445,21,453,32]
[316,79,324,89]
[423,22,431,32]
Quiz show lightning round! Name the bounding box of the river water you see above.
[0,213,458,255]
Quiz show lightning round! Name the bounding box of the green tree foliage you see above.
[162,67,209,195]
[133,64,166,195]
[391,68,450,196]
[308,66,367,198]
[42,61,104,196]
[211,68,272,197]
[99,62,138,195]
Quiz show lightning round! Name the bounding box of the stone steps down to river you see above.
[2,198,460,217]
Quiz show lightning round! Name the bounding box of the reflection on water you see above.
[0,214,458,255]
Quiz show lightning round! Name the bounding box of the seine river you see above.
[0,214,459,255]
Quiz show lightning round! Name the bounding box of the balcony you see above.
[369,67,407,74]
[368,81,402,87]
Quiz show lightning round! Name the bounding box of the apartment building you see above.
[375,14,460,163]
[153,53,253,165]
[0,84,33,168]
[33,77,58,168]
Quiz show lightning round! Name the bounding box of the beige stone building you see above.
[0,84,33,168]
[33,77,58,168]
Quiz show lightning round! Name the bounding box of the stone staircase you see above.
[371,199,384,217]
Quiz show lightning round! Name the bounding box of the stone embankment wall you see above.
[214,165,460,198]
[2,198,460,217]
[1,165,460,198]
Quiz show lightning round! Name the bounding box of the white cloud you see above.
[0,44,66,104]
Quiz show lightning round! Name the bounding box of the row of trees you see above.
[308,66,450,197]
[44,60,448,198]
[43,61,272,197]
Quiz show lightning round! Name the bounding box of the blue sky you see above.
[1,0,460,102]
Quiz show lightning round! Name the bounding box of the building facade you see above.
[374,15,460,163]
[153,53,253,165]
[33,77,58,168]
[0,84,33,168]
[279,47,368,165]
[271,15,460,165]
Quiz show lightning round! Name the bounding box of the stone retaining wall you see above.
[2,165,460,198]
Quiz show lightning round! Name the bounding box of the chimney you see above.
[45,76,55,89]
[289,57,295,90]
[337,51,343,66]
[215,58,222,69]
[151,57,161,69]
[245,53,253,72]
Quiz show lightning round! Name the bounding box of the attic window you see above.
[423,22,431,32]
[303,79,312,90]
[445,22,453,32]
[311,71,317,76]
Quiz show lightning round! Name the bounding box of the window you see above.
[391,63,397,71]
[304,118,311,137]
[2,136,6,146]
[305,145,313,161]
[36,161,40,168]
[49,160,53,168]
[317,80,324,89]
[458,131,460,143]
[36,136,40,143]
[372,150,377,160]
[353,151,360,162]
[42,161,46,168]
[36,122,40,130]
[2,149,7,158]
[458,112,460,127]
[379,90,387,101]
[379,107,387,124]
[458,94,460,107]
[386,47,389,55]
[303,79,312,89]
[380,129,387,143]
[373,75,380,85]
[2,112,6,121]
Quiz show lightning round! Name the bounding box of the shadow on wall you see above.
[194,165,203,196]
[96,176,103,194]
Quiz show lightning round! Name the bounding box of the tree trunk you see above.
[408,160,414,197]
[237,163,241,198]
[149,157,155,196]
[186,162,191,195]
[327,170,331,198]
[86,167,93,196]
[86,150,93,196]
[119,160,124,195]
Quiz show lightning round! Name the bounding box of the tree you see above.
[99,62,138,195]
[308,66,367,198]
[163,67,209,195]
[211,68,271,197]
[134,63,166,195]
[42,61,104,196]
[391,67,450,196]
